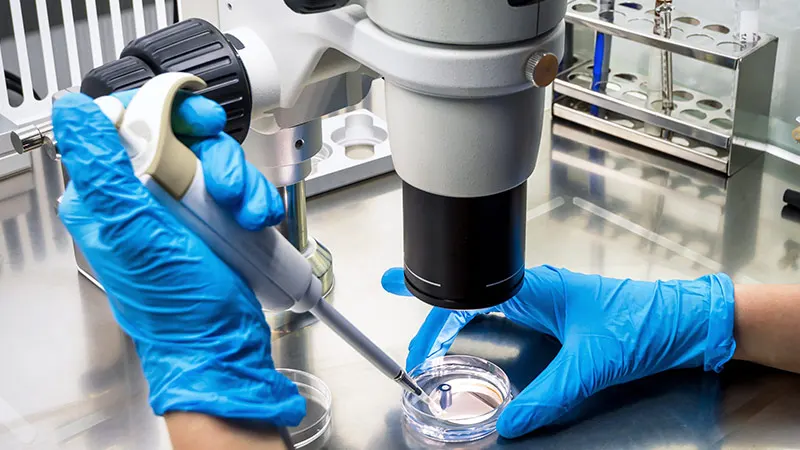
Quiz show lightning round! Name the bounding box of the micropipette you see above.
[80,72,431,403]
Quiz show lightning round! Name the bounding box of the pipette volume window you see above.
[402,355,512,443]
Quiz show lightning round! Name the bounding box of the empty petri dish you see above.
[402,355,512,443]
[277,369,332,450]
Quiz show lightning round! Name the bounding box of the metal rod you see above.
[653,0,675,140]
[35,0,58,95]
[59,0,82,85]
[590,0,614,117]
[9,0,35,101]
[277,181,309,253]
[85,0,104,68]
[155,0,169,29]
[0,40,7,107]
[132,0,147,38]
[109,0,126,57]
[654,0,674,114]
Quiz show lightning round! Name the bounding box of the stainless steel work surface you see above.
[2,118,800,449]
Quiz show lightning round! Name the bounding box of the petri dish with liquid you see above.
[277,369,332,450]
[402,355,512,443]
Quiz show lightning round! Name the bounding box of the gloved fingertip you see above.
[111,89,225,136]
[406,308,480,372]
[52,92,142,206]
[52,93,106,148]
[194,135,246,207]
[263,180,286,227]
[496,348,587,438]
[497,406,528,439]
[56,183,95,233]
[381,267,413,297]
[52,92,115,145]
[496,402,566,439]
[56,182,79,214]
[110,89,137,107]
[235,167,284,231]
[173,94,226,137]
[53,91,95,109]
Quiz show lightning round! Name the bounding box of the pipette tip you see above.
[396,370,443,416]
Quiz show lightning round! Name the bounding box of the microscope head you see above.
[77,0,566,311]
[361,1,565,309]
[388,79,545,309]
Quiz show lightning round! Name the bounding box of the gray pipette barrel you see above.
[101,73,421,396]
[308,300,410,385]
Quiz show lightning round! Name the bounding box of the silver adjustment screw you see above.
[525,52,559,88]
[11,124,46,154]
[11,121,55,157]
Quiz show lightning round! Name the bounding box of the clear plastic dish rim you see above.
[277,368,333,448]
[401,355,513,443]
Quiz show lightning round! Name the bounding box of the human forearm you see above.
[733,284,800,373]
[166,412,292,450]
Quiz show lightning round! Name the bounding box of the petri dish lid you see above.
[402,355,512,443]
[277,368,332,450]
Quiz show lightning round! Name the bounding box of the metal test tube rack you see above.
[554,0,779,176]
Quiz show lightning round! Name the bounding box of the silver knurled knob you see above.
[11,121,54,155]
[525,52,559,88]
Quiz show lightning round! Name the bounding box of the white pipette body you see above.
[92,73,425,398]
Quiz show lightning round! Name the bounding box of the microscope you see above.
[15,0,565,311]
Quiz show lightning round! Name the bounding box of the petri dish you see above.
[402,355,512,443]
[277,369,332,450]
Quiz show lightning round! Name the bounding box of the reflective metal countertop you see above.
[2,117,800,449]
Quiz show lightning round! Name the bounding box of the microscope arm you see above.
[220,0,565,309]
[13,0,567,311]
[226,3,563,115]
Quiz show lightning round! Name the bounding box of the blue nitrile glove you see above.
[53,90,305,426]
[406,266,736,439]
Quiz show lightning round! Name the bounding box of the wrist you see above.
[701,273,737,372]
[165,412,292,450]
[732,283,751,363]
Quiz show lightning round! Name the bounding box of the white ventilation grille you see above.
[0,0,175,127]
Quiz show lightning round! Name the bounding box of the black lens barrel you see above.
[402,181,527,310]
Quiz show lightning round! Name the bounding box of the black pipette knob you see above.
[785,189,800,210]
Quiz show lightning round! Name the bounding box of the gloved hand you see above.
[54,90,305,426]
[406,266,736,439]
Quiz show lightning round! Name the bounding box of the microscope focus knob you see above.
[121,19,252,142]
[80,19,252,143]
[81,56,156,99]
[525,52,559,88]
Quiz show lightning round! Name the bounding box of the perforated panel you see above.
[0,0,175,127]
[0,0,176,179]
